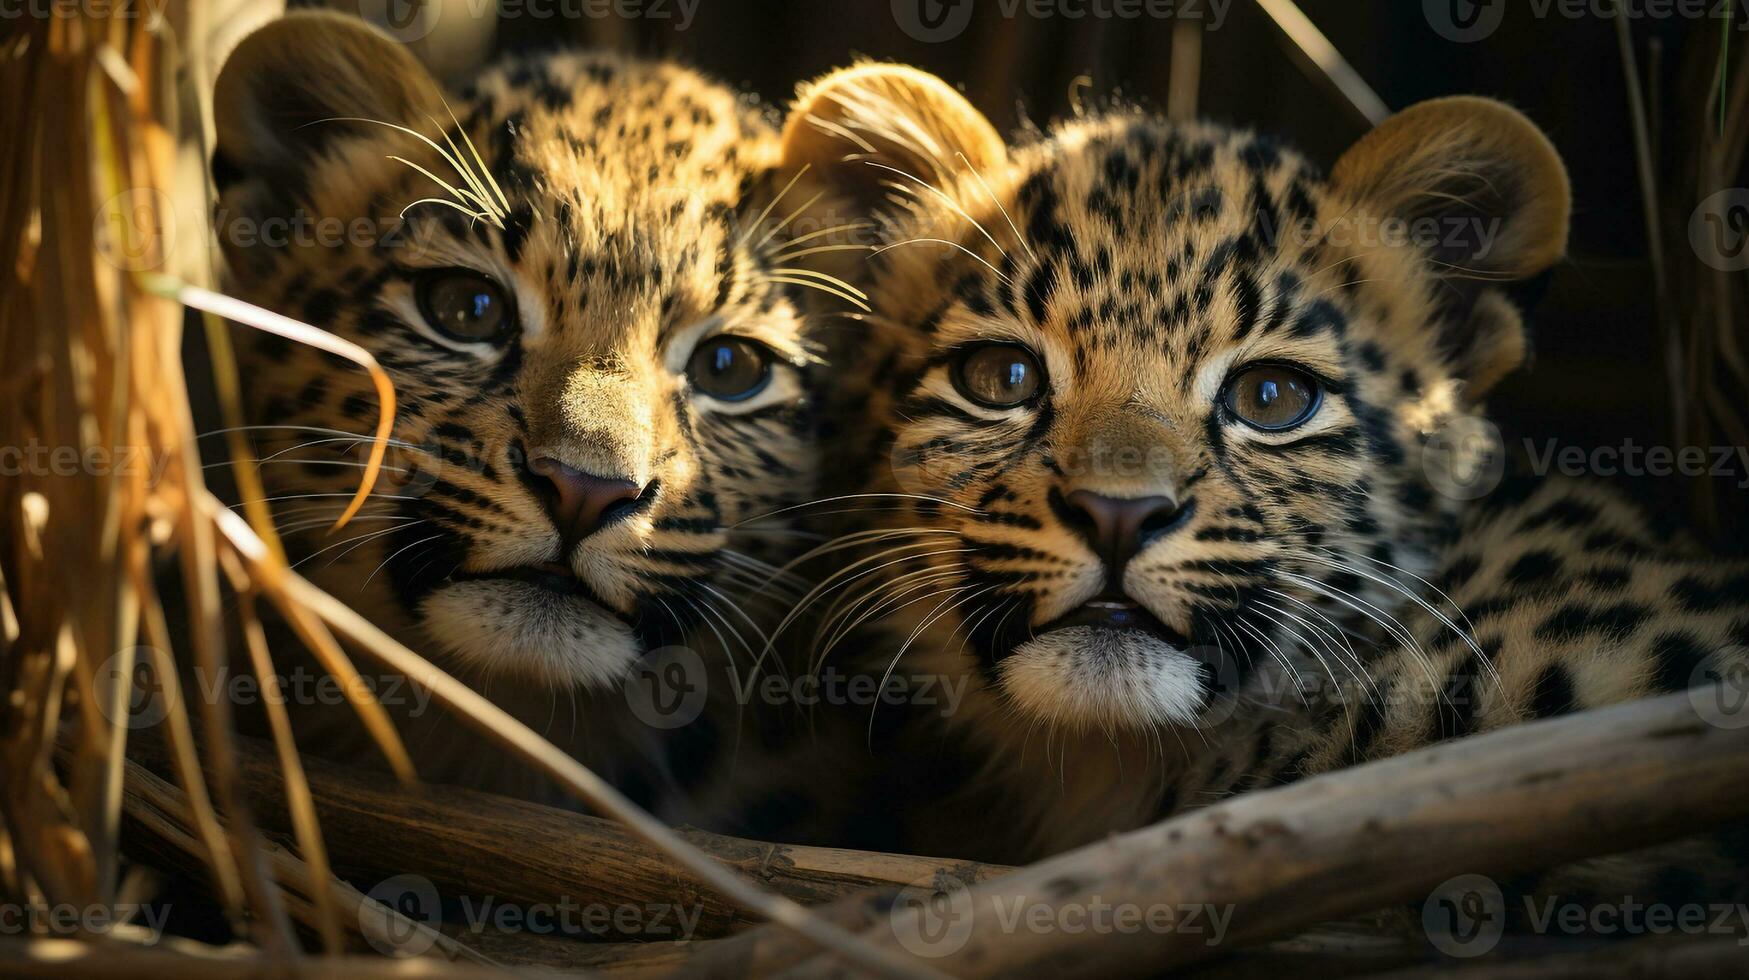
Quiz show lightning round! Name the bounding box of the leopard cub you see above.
[778,64,1749,867]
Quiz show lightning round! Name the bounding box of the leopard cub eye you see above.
[953,343,1044,409]
[688,336,772,402]
[1223,364,1321,432]
[416,269,513,343]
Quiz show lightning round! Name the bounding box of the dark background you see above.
[303,0,1748,545]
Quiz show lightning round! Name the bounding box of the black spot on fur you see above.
[1520,497,1602,532]
[1527,664,1578,718]
[1650,631,1709,693]
[301,288,340,325]
[1432,655,1482,739]
[1670,573,1749,613]
[1533,602,1651,642]
[1505,550,1563,587]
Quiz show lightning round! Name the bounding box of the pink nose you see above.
[528,456,645,548]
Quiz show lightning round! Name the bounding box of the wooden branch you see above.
[114,756,493,967]
[679,691,1749,978]
[433,930,694,973]
[124,732,1009,942]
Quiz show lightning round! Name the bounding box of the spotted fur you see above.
[210,14,843,804]
[778,66,1749,871]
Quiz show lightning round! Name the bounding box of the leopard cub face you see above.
[212,13,838,692]
[787,66,1569,732]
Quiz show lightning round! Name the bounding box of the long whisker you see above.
[870,238,1014,288]
[1277,570,1448,708]
[1291,550,1498,688]
[861,160,1011,266]
[364,532,449,585]
[867,585,986,740]
[957,151,1035,262]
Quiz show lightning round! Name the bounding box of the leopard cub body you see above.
[210,13,839,809]
[777,65,1749,866]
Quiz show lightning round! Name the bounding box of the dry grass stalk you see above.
[1253,0,1389,129]
[1682,19,1749,539]
[1622,12,1749,537]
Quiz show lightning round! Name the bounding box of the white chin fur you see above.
[418,580,638,688]
[998,627,1208,729]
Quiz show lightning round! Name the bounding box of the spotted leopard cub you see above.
[211,13,833,804]
[782,66,1749,863]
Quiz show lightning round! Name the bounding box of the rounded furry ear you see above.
[212,12,445,200]
[1332,98,1569,399]
[1331,96,1570,281]
[780,63,1006,209]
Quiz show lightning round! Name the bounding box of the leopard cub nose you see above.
[528,455,646,548]
[1063,490,1191,577]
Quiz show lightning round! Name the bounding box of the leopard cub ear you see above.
[211,11,446,265]
[779,63,1007,215]
[1331,97,1571,398]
